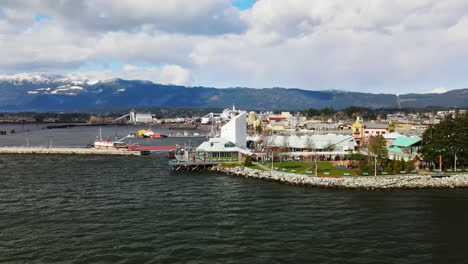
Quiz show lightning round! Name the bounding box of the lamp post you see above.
[454,153,457,172]
[374,155,377,176]
[315,156,318,176]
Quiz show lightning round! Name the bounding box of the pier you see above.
[170,161,219,171]
[0,147,142,156]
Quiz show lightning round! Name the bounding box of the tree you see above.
[255,124,263,133]
[367,135,389,173]
[279,136,290,169]
[421,113,467,169]
[244,155,253,167]
[304,136,318,175]
[347,151,370,175]
[368,135,388,159]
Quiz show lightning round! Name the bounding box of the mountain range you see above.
[0,73,466,111]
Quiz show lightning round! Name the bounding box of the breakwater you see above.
[0,147,141,156]
[216,166,468,190]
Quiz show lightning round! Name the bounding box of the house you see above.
[362,122,391,139]
[383,132,405,146]
[391,137,422,154]
[352,118,394,145]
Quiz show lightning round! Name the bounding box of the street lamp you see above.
[374,155,377,176]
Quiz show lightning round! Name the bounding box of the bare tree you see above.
[305,136,318,175]
[279,136,290,169]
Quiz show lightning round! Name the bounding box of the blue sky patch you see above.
[233,0,258,10]
[35,14,52,22]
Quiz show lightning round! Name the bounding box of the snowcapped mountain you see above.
[0,73,466,111]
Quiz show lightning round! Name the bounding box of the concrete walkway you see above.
[254,162,271,171]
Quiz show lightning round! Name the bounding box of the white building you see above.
[269,134,355,152]
[197,111,250,160]
[135,114,154,123]
[220,111,247,148]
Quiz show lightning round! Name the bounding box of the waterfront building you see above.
[383,132,405,146]
[197,111,251,161]
[391,136,422,154]
[268,134,355,152]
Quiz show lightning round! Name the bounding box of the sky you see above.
[0,0,467,94]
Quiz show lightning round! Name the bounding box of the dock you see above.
[0,147,142,156]
[169,161,219,171]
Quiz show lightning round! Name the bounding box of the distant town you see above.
[0,104,466,180]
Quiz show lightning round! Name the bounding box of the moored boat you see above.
[137,129,167,138]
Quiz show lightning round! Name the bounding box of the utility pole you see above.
[454,154,457,172]
[439,155,442,171]
[315,156,318,176]
[374,155,377,176]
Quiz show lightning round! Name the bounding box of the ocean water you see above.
[0,125,467,263]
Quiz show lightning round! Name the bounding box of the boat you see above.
[93,127,129,149]
[93,138,126,149]
[137,129,167,138]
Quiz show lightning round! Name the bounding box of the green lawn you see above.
[265,161,357,176]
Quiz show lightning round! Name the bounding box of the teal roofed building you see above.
[387,147,403,154]
[392,137,422,154]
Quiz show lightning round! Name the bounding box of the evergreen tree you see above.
[244,155,253,167]
[421,113,467,169]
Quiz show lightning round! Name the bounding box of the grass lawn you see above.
[265,161,357,176]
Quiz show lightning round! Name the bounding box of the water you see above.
[0,126,467,263]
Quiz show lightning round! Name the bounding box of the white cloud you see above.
[0,0,246,35]
[75,64,192,86]
[430,87,450,94]
[0,0,467,93]
[159,65,192,86]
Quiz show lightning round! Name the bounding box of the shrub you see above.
[244,155,253,167]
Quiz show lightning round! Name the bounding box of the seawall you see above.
[215,166,468,190]
[0,147,141,156]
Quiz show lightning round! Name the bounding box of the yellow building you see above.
[395,123,411,131]
[352,120,363,145]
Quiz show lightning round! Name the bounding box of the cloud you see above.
[74,64,192,86]
[0,0,247,35]
[430,87,450,94]
[0,0,468,93]
[159,65,192,86]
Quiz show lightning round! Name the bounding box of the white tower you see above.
[221,111,247,148]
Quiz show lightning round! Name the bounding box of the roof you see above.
[383,132,404,140]
[392,137,422,147]
[196,137,252,155]
[270,134,354,150]
[363,122,389,129]
[387,147,403,153]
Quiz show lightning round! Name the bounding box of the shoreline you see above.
[213,166,468,190]
[0,147,142,156]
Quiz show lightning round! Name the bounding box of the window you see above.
[365,131,369,134]
[382,132,385,134]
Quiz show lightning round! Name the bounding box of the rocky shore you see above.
[214,166,468,190]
